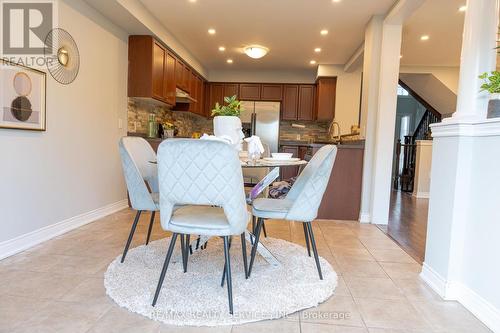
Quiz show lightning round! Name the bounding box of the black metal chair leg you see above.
[251,215,256,245]
[185,234,190,271]
[223,236,234,314]
[145,211,155,245]
[302,222,311,257]
[221,236,234,287]
[152,233,178,306]
[241,232,248,279]
[121,210,142,263]
[248,218,264,277]
[305,222,323,280]
[180,234,187,273]
[262,221,267,238]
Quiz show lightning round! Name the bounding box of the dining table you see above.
[150,156,308,268]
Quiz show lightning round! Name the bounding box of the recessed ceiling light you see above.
[320,29,328,36]
[244,45,269,59]
[332,0,341,2]
[188,0,197,3]
[226,59,233,64]
[208,28,216,35]
[310,60,317,65]
[314,48,322,53]
[218,46,226,52]
[420,35,430,41]
[399,55,403,59]
[458,5,467,12]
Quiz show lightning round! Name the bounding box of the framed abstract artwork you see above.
[0,59,46,131]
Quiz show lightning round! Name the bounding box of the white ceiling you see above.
[138,0,395,71]
[401,0,465,67]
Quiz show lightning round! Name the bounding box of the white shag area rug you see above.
[104,236,337,326]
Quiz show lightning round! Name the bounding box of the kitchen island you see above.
[279,140,364,221]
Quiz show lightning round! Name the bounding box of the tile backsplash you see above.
[127,98,213,137]
[279,121,331,142]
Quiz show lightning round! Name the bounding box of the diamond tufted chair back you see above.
[119,137,159,211]
[285,145,338,222]
[158,139,249,235]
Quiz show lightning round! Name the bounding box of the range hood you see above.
[176,88,196,103]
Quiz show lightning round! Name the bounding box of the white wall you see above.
[400,65,460,94]
[317,65,363,134]
[0,0,128,253]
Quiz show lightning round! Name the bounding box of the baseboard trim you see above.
[420,262,448,298]
[453,283,500,333]
[0,199,128,260]
[358,212,371,224]
[421,263,500,333]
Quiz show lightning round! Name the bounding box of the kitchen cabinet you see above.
[183,65,191,93]
[298,85,315,121]
[281,85,299,120]
[208,83,225,113]
[175,60,184,90]
[163,52,176,105]
[315,77,337,121]
[239,84,261,100]
[224,84,239,99]
[261,84,283,101]
[128,36,175,106]
[280,146,299,180]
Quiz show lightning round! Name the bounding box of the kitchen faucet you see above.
[328,121,341,143]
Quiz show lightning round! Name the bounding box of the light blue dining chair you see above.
[248,145,338,280]
[152,139,250,314]
[118,137,160,263]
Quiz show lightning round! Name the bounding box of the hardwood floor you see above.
[381,191,429,264]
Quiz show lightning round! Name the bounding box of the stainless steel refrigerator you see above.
[240,101,280,153]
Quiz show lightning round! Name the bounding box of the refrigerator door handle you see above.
[251,112,257,136]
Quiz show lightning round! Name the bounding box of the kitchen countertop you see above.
[279,140,365,149]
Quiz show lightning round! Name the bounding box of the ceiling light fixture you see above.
[188,0,197,3]
[310,60,317,65]
[332,0,341,3]
[243,45,269,59]
[208,28,216,35]
[320,29,329,36]
[218,46,226,51]
[458,5,467,12]
[226,59,233,64]
[314,48,322,53]
[420,35,429,41]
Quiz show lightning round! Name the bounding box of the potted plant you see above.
[479,71,500,118]
[211,95,245,147]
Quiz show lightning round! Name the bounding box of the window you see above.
[397,85,409,96]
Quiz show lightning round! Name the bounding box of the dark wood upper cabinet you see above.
[163,52,176,105]
[129,36,177,105]
[183,65,191,93]
[281,85,299,120]
[208,83,225,112]
[261,84,283,101]
[316,77,337,121]
[224,84,239,100]
[175,60,184,90]
[152,41,165,101]
[239,84,261,100]
[298,85,315,121]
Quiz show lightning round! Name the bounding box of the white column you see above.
[449,0,499,121]
[359,16,383,223]
[369,22,403,225]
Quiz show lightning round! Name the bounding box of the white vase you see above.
[213,116,244,150]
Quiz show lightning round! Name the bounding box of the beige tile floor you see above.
[0,209,492,333]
